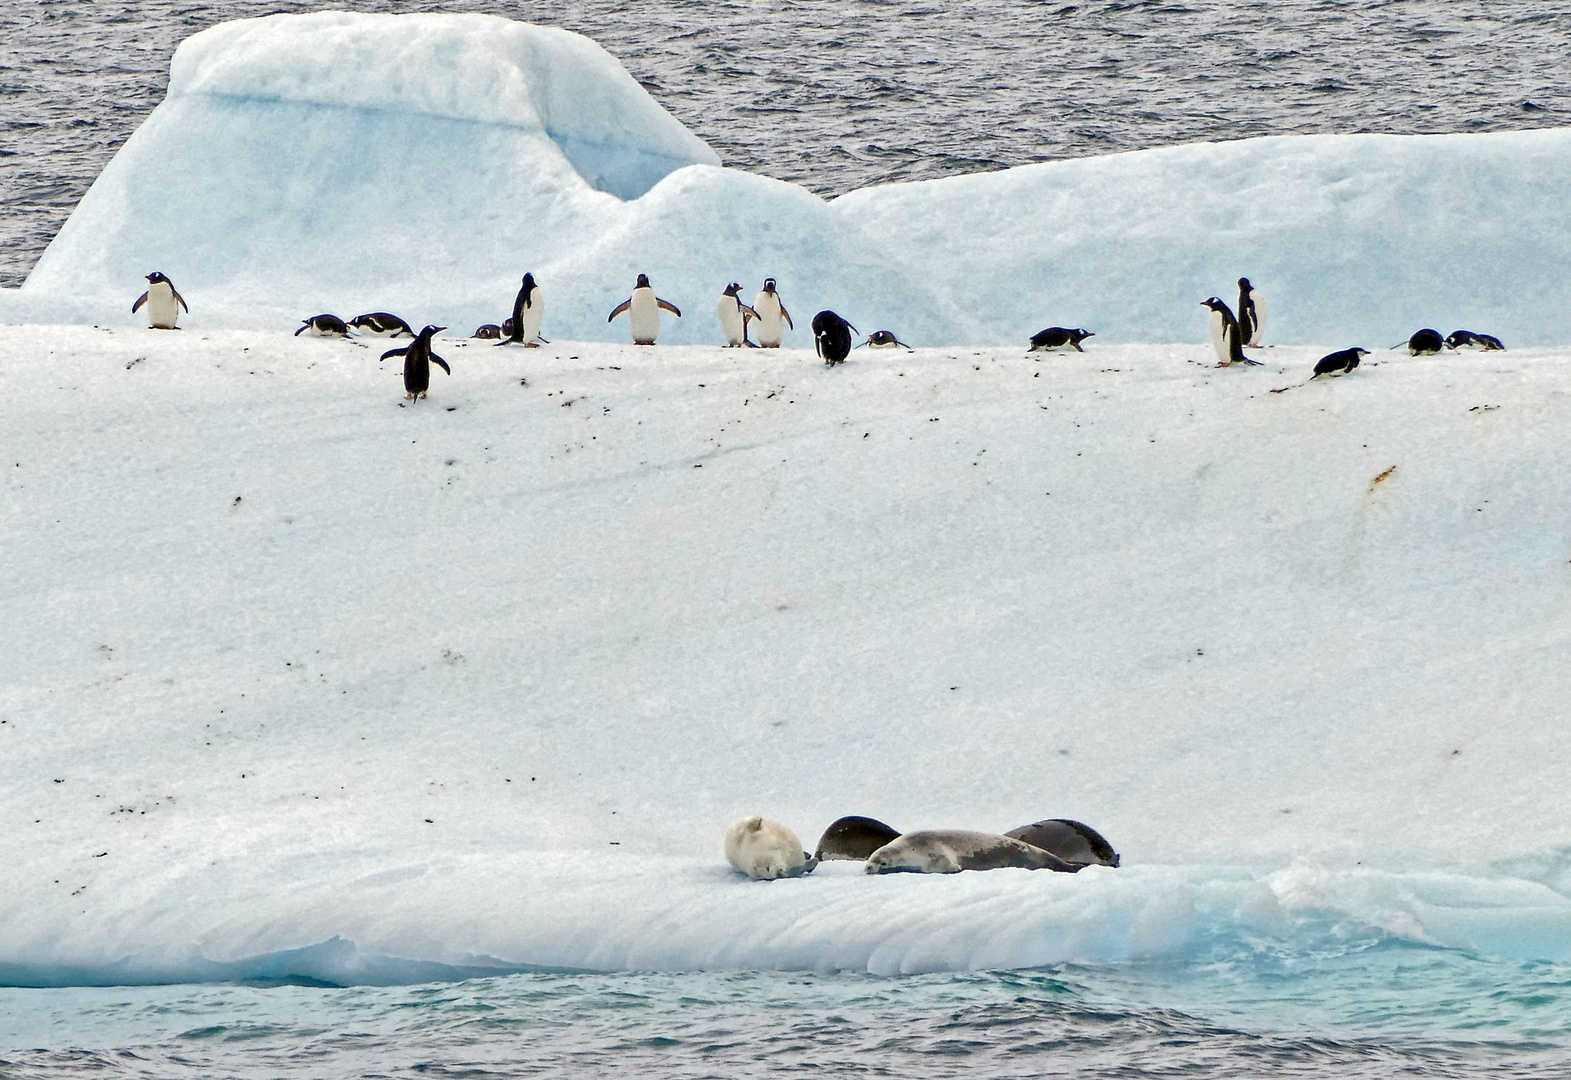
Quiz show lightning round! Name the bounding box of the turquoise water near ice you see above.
[4,943,1570,1077]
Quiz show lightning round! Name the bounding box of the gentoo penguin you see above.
[1446,329,1505,351]
[498,273,545,346]
[858,330,913,350]
[1236,277,1268,347]
[812,310,858,365]
[349,312,414,338]
[131,272,188,330]
[1028,327,1094,353]
[752,278,793,348]
[381,325,450,400]
[717,282,759,347]
[295,314,351,338]
[1200,298,1259,366]
[473,324,502,340]
[501,317,516,339]
[608,273,681,345]
[1403,328,1446,355]
[1311,347,1368,378]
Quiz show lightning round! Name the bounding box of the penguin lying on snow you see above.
[1029,327,1093,353]
[609,274,681,345]
[1446,329,1505,351]
[1312,347,1368,378]
[858,330,913,350]
[132,272,188,330]
[717,282,759,347]
[349,312,414,338]
[381,325,450,401]
[812,310,857,365]
[1400,328,1447,355]
[295,314,351,338]
[473,324,502,340]
[1200,298,1259,366]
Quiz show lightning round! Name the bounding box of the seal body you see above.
[725,816,816,880]
[812,310,857,365]
[814,816,902,861]
[717,282,758,347]
[865,830,1075,874]
[609,273,681,345]
[296,314,351,337]
[349,312,413,338]
[1004,819,1120,868]
[1312,347,1368,377]
[1236,277,1267,347]
[1029,327,1093,353]
[752,279,793,347]
[1407,328,1445,355]
[132,272,188,329]
[382,324,450,400]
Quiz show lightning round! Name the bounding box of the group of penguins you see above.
[131,269,1509,403]
[724,812,1120,880]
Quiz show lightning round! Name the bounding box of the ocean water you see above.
[3,0,1569,288]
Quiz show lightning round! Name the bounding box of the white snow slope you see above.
[3,12,1569,347]
[3,326,1571,986]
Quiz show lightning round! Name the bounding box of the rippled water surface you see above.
[4,945,1571,1077]
[3,1,1569,286]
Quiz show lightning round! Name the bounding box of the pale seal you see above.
[725,816,817,880]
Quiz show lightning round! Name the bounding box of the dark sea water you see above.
[2,0,1569,287]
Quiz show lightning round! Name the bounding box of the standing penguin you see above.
[381,325,450,401]
[608,274,681,345]
[1237,277,1268,347]
[752,278,793,348]
[1200,297,1259,367]
[132,272,188,330]
[812,310,858,366]
[498,273,545,346]
[717,282,759,347]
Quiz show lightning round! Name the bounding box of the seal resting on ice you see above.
[865,830,1075,874]
[725,816,817,880]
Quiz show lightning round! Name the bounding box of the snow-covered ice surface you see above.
[3,12,1569,347]
[4,323,1571,990]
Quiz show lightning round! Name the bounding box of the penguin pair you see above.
[496,273,545,347]
[381,325,450,400]
[609,274,681,345]
[718,283,759,347]
[132,272,188,330]
[1200,298,1262,367]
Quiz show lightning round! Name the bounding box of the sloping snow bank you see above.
[3,13,1567,346]
[3,326,1571,983]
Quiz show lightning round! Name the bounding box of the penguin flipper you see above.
[380,346,410,362]
[174,290,189,313]
[295,323,309,336]
[132,292,148,313]
[432,355,451,376]
[780,305,794,329]
[742,305,759,322]
[608,299,631,322]
[657,299,682,317]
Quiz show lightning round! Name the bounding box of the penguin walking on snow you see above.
[497,273,545,346]
[812,310,857,365]
[1201,298,1259,366]
[382,325,450,400]
[609,274,681,345]
[349,312,414,338]
[753,278,793,347]
[1237,278,1267,347]
[1311,347,1368,378]
[132,272,188,329]
[296,314,351,338]
[718,283,759,347]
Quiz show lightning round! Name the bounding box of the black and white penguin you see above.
[1236,277,1268,347]
[1028,327,1094,353]
[381,325,450,401]
[608,274,681,345]
[132,272,188,330]
[1311,347,1368,378]
[295,314,352,338]
[498,273,545,346]
[1403,328,1446,355]
[858,330,913,350]
[473,324,502,340]
[349,312,414,338]
[1446,330,1505,351]
[812,310,858,365]
[717,282,759,347]
[1200,298,1259,366]
[501,317,516,339]
[752,278,793,348]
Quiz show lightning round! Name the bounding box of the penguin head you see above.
[635,273,651,288]
[762,278,777,293]
[521,272,536,291]
[868,330,895,345]
[1352,347,1370,357]
[1201,297,1225,311]
[146,271,170,284]
[1072,329,1094,341]
[418,324,446,339]
[723,282,743,297]
[1238,277,1251,290]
